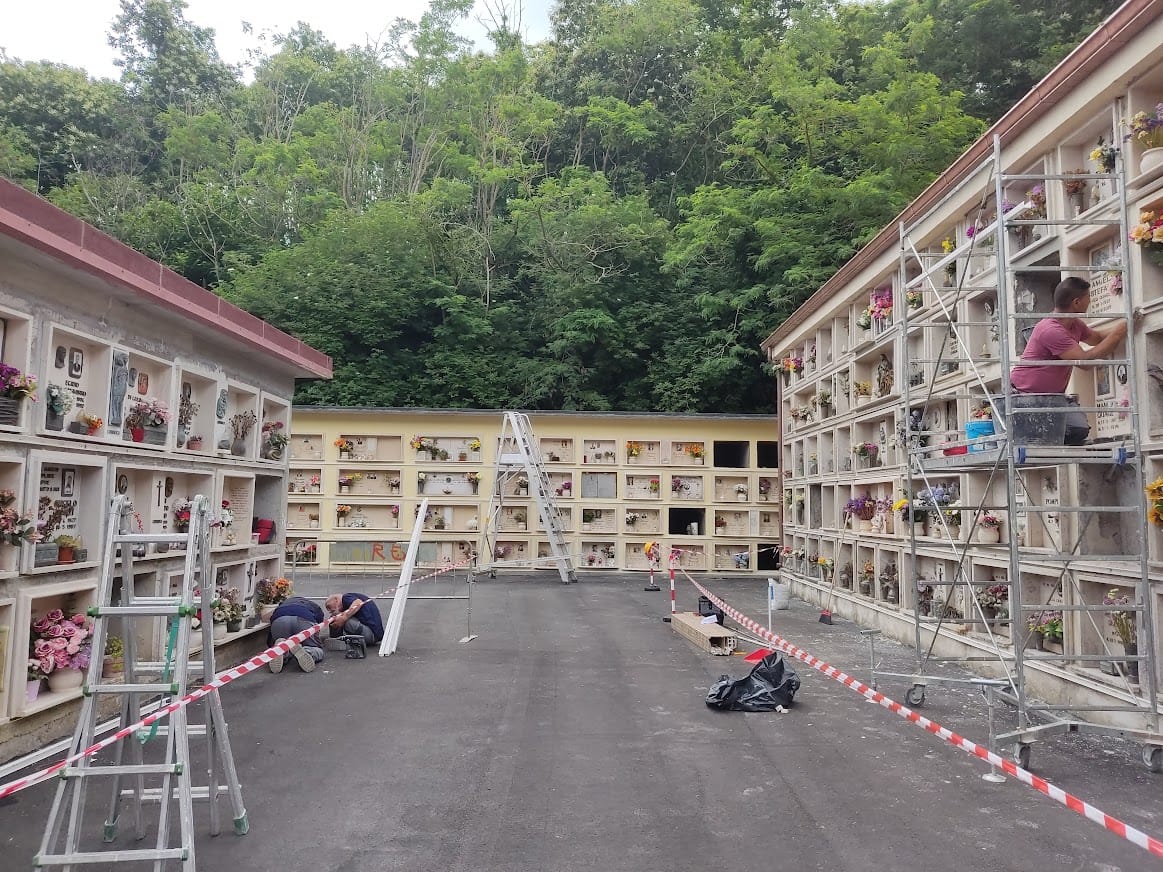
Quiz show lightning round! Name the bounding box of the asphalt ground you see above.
[1,571,1160,871]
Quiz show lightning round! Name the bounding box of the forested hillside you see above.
[0,0,1121,411]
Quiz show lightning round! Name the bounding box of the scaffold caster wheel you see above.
[1142,745,1163,773]
[904,685,926,707]
[1013,743,1032,770]
[489,570,496,578]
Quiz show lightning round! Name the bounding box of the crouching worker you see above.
[325,593,384,648]
[267,596,327,673]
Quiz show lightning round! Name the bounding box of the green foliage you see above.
[0,0,1115,412]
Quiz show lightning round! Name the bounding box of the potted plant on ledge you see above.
[974,512,1004,544]
[228,410,257,456]
[255,577,292,623]
[1103,587,1138,682]
[845,494,877,533]
[261,421,289,460]
[44,384,74,431]
[125,398,170,445]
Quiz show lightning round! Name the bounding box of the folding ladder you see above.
[478,412,576,583]
[36,494,248,869]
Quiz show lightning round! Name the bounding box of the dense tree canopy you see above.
[0,0,1121,411]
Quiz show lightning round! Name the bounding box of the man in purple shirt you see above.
[1010,277,1126,443]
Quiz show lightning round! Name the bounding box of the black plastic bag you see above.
[705,652,801,711]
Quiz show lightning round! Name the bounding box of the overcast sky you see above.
[2,0,554,80]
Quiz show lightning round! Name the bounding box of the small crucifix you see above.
[156,479,165,507]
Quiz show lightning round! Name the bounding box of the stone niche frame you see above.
[0,305,34,433]
[258,391,292,463]
[175,367,219,455]
[111,464,214,559]
[11,578,98,718]
[41,324,113,440]
[26,451,108,574]
[223,381,261,459]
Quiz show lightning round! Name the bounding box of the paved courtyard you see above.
[1,571,1159,871]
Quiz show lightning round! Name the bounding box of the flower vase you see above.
[338,516,348,527]
[130,427,145,442]
[230,438,247,457]
[47,667,84,693]
[976,526,1001,544]
[1124,642,1140,682]
[858,519,873,534]
[26,679,42,703]
[213,621,227,642]
[340,449,352,460]
[46,410,65,431]
[227,619,242,633]
[1139,148,1163,176]
[339,485,350,495]
[260,604,277,623]
[0,396,21,426]
[736,493,747,503]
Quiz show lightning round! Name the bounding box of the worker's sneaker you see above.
[269,640,285,674]
[289,641,315,673]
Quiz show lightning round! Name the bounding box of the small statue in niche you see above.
[215,389,228,420]
[876,354,894,397]
[109,351,130,427]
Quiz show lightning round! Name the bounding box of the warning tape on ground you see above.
[682,572,1163,861]
[0,560,471,801]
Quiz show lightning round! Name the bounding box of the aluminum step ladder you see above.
[478,412,576,584]
[35,494,248,870]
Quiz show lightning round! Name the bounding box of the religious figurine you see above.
[215,388,228,420]
[109,351,129,427]
[876,354,894,397]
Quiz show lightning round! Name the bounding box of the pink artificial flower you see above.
[33,639,53,657]
[72,614,86,625]
[45,624,64,637]
[38,655,55,674]
[46,609,64,623]
[60,622,77,637]
[49,637,68,651]
[53,649,70,668]
[66,642,80,655]
[32,617,51,633]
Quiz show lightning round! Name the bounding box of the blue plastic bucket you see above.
[964,420,996,453]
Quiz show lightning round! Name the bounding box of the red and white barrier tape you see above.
[0,560,473,802]
[683,573,1163,860]
[0,621,326,801]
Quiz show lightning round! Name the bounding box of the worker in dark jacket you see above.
[324,593,383,645]
[266,596,326,673]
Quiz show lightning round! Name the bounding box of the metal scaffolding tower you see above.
[895,130,1162,770]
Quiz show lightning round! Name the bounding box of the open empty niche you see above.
[668,506,706,536]
[713,441,750,468]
